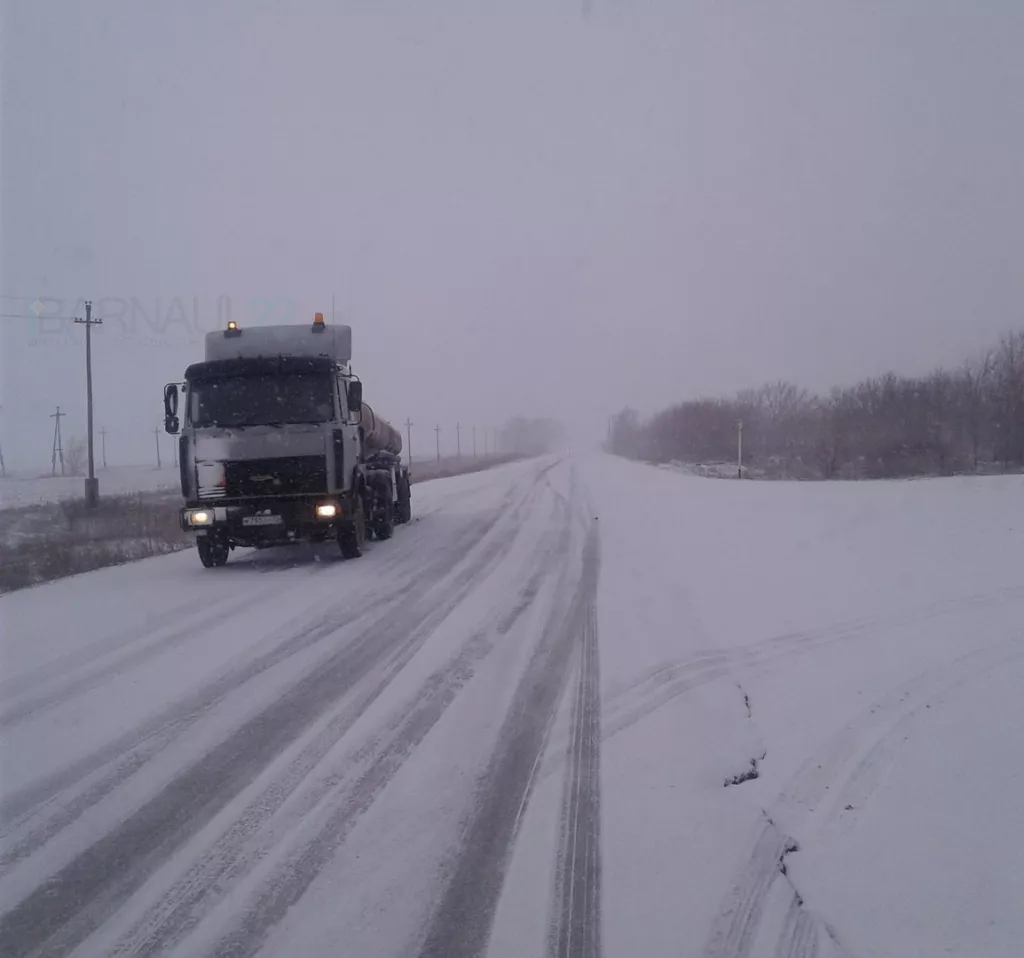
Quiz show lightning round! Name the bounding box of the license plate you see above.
[243,514,283,527]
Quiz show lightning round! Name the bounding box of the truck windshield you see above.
[188,373,334,427]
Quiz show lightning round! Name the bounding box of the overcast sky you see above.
[2,0,1023,469]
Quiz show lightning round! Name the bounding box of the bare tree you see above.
[991,332,1024,469]
[610,327,1024,480]
[956,351,993,472]
[65,437,87,477]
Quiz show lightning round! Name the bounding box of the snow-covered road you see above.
[1,455,1022,957]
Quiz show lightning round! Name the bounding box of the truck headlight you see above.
[188,509,213,526]
[315,503,338,519]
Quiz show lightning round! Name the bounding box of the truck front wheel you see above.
[197,536,229,568]
[339,492,367,559]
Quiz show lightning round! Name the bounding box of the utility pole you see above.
[51,406,66,476]
[738,419,744,479]
[0,404,6,478]
[154,425,162,469]
[405,417,413,463]
[434,423,441,463]
[473,424,477,458]
[99,426,108,469]
[74,300,102,506]
[484,426,490,457]
[456,422,462,458]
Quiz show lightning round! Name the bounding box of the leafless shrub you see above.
[608,329,1024,480]
[65,438,87,477]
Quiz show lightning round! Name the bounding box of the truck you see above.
[162,313,411,567]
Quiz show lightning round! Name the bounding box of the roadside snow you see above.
[586,455,1024,957]
[793,660,1024,958]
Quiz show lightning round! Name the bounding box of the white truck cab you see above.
[164,314,410,566]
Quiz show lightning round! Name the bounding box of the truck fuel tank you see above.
[361,403,403,457]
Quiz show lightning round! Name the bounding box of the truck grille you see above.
[222,455,328,498]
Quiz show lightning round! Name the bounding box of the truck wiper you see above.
[214,419,322,428]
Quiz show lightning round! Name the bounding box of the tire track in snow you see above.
[0,604,195,699]
[0,488,514,837]
[418,498,600,958]
[0,582,313,729]
[0,579,407,849]
[1,461,540,840]
[701,822,796,958]
[0,550,338,704]
[703,637,1024,958]
[109,493,573,949]
[0,462,551,958]
[191,518,572,958]
[774,899,819,958]
[600,581,1024,743]
[548,595,602,958]
[778,638,1024,823]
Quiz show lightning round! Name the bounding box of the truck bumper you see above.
[180,495,352,546]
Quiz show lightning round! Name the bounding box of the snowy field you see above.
[1,455,1022,957]
[0,465,180,509]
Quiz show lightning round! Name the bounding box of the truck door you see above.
[331,373,350,493]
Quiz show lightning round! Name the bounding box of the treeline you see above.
[500,417,565,456]
[608,330,1024,479]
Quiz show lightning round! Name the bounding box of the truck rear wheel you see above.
[339,492,366,559]
[197,536,229,568]
[375,491,394,541]
[395,474,412,524]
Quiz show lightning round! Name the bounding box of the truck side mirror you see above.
[164,383,179,416]
[348,380,362,413]
[164,383,180,434]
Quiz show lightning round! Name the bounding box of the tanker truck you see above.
[162,313,411,567]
